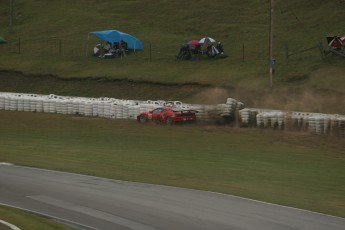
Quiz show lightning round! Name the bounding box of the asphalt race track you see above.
[1,164,345,230]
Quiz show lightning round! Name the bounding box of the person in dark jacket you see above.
[177,44,192,60]
[216,42,224,54]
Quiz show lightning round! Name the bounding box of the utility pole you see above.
[269,0,274,87]
[9,0,13,31]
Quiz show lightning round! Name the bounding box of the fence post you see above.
[59,39,62,56]
[149,42,152,61]
[9,0,13,31]
[318,42,325,60]
[18,37,21,54]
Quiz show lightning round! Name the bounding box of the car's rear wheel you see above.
[166,117,173,125]
[139,115,147,123]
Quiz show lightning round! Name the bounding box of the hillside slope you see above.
[0,0,344,113]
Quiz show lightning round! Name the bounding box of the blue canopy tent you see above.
[89,30,144,51]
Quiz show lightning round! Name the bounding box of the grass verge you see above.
[0,205,75,230]
[0,111,344,217]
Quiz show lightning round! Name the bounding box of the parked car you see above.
[137,106,197,125]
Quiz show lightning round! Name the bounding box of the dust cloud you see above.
[185,86,344,115]
[188,87,231,105]
[244,89,344,114]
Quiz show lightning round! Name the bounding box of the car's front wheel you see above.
[166,117,173,125]
[139,115,147,124]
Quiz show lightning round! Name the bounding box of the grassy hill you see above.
[0,0,345,112]
[0,1,345,221]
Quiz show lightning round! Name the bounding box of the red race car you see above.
[137,106,197,125]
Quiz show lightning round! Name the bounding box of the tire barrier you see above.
[1,92,344,136]
[238,108,345,136]
[0,92,153,120]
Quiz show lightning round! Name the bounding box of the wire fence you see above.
[0,36,272,62]
[3,37,91,57]
[285,42,325,60]
[0,36,326,63]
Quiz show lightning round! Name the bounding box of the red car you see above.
[137,106,197,125]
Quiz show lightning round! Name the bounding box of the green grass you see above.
[0,111,344,217]
[0,205,75,230]
[1,0,345,88]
